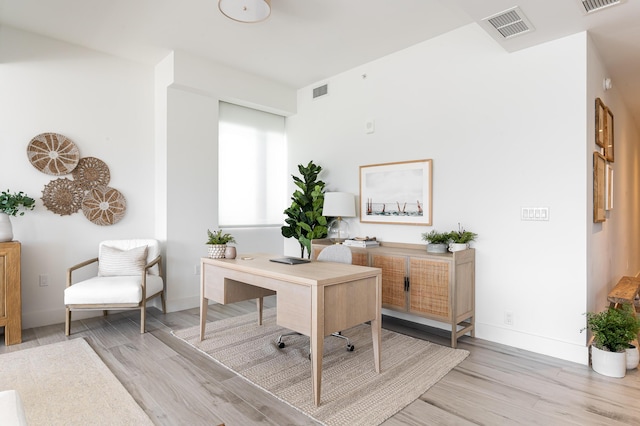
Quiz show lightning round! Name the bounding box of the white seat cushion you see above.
[64,275,164,305]
[0,390,27,426]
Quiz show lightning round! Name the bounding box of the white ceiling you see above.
[1,0,639,124]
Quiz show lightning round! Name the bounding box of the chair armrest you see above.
[66,257,98,288]
[145,255,161,271]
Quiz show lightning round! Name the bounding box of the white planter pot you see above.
[448,243,469,252]
[627,345,639,369]
[591,345,626,378]
[207,244,227,259]
[0,213,13,242]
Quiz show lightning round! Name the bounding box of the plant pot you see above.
[448,243,468,252]
[426,243,447,253]
[591,345,626,378]
[627,344,639,369]
[207,244,227,259]
[224,246,237,259]
[0,213,13,242]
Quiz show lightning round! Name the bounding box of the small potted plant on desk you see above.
[448,224,477,252]
[421,230,451,253]
[206,229,236,259]
[582,303,640,378]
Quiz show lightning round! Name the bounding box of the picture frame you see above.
[360,159,432,226]
[606,163,614,211]
[595,98,606,149]
[605,106,614,162]
[593,151,606,223]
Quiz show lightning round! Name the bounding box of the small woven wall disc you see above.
[82,185,126,226]
[42,178,85,216]
[72,157,110,190]
[27,133,80,175]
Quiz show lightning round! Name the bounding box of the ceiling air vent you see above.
[482,6,534,39]
[579,0,623,14]
[312,83,328,99]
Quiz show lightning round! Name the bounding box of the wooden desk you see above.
[200,254,382,406]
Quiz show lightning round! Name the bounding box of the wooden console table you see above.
[0,241,21,345]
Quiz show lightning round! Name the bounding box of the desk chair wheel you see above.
[347,344,355,351]
[278,342,286,349]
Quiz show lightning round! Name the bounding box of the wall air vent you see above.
[482,6,534,39]
[579,0,623,14]
[312,83,328,99]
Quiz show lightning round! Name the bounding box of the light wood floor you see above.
[2,297,640,425]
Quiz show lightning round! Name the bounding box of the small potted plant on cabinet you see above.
[0,189,36,242]
[421,230,451,253]
[448,224,477,252]
[206,229,236,259]
[582,303,640,378]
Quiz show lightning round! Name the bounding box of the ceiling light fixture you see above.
[218,0,271,23]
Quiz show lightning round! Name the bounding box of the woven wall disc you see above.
[42,178,85,216]
[72,157,110,190]
[82,185,126,226]
[27,133,80,175]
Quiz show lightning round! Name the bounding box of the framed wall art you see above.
[595,98,606,149]
[605,106,614,162]
[360,159,432,226]
[593,151,606,223]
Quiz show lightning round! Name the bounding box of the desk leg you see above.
[371,274,382,373]
[311,285,324,406]
[257,297,263,325]
[200,264,207,341]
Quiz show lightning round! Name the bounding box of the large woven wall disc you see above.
[72,157,110,190]
[42,178,85,216]
[82,185,126,226]
[27,133,80,175]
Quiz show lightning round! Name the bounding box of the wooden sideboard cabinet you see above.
[0,241,21,345]
[312,240,475,348]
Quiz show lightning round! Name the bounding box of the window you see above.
[218,101,286,226]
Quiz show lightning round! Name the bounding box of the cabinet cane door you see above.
[372,254,407,310]
[409,257,450,320]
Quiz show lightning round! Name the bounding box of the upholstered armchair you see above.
[64,239,166,335]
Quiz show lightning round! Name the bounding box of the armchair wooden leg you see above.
[65,308,71,336]
[161,292,167,314]
[140,307,146,334]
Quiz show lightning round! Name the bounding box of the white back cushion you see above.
[98,245,148,277]
[99,239,161,275]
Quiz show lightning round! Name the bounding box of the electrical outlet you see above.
[39,274,49,287]
[504,311,514,326]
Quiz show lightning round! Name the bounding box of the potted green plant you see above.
[206,229,236,259]
[281,161,328,258]
[421,230,451,253]
[582,304,640,377]
[448,223,477,252]
[0,190,36,242]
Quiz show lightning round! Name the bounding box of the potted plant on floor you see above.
[421,230,451,253]
[582,303,640,378]
[448,223,477,252]
[0,189,36,242]
[206,229,236,259]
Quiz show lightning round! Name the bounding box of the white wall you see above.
[287,24,600,363]
[0,26,155,327]
[156,51,297,311]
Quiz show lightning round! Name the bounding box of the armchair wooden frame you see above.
[65,255,166,335]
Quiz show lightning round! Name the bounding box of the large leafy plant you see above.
[281,161,328,258]
[583,304,640,352]
[0,190,35,216]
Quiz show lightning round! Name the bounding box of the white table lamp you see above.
[323,192,356,243]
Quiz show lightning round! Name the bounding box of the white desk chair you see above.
[64,239,166,335]
[276,244,355,352]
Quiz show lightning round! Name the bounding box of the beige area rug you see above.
[174,309,469,426]
[0,338,153,426]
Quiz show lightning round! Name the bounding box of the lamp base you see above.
[327,218,350,243]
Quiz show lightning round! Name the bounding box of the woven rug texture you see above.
[0,338,153,426]
[174,309,469,426]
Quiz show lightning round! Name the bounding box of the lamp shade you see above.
[218,0,271,23]
[323,192,356,218]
